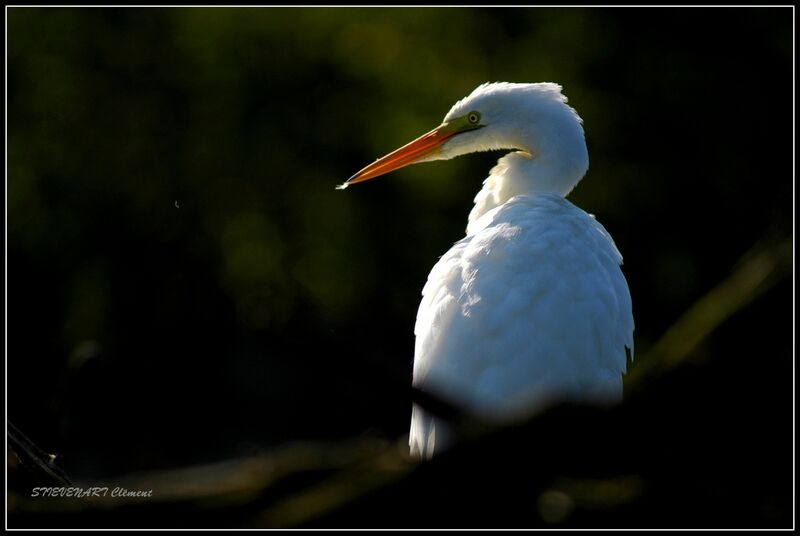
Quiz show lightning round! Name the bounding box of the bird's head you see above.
[338,82,589,194]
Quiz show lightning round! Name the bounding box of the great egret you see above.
[339,82,634,459]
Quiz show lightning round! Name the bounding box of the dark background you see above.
[7,7,793,528]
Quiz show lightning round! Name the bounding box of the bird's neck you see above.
[466,148,587,235]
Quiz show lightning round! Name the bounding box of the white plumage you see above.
[341,82,634,459]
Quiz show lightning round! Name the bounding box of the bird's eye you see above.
[467,112,481,125]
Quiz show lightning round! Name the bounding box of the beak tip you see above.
[336,172,363,190]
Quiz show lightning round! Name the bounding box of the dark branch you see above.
[8,421,74,487]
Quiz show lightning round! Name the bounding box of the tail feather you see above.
[409,403,453,459]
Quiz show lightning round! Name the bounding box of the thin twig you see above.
[624,236,792,393]
[8,421,74,486]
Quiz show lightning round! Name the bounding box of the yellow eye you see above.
[468,111,481,125]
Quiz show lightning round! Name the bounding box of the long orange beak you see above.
[338,123,457,189]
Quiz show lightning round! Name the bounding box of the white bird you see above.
[339,82,634,459]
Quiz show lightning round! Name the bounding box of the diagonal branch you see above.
[624,236,792,393]
[7,420,74,487]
